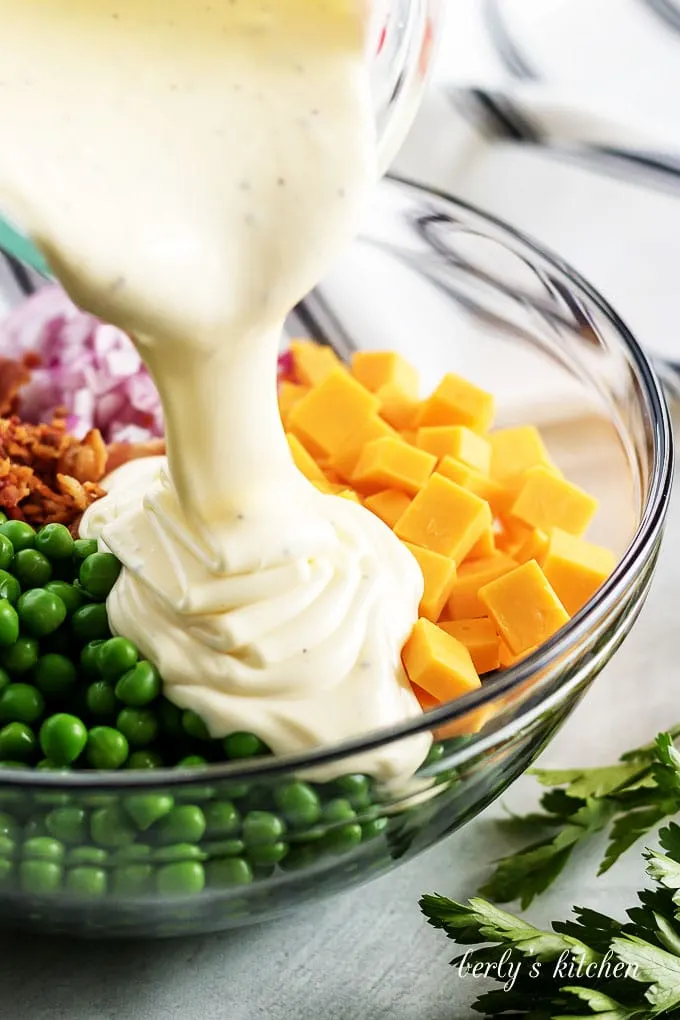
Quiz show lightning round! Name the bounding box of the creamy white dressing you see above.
[0,0,431,780]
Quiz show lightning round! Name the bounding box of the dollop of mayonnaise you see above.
[1,0,431,781]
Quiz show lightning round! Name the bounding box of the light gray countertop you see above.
[1,415,677,1020]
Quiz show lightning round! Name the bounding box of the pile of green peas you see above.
[0,515,448,901]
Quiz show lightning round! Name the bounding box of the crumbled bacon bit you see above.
[0,356,31,418]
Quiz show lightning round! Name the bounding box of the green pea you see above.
[206,857,253,888]
[156,861,205,897]
[23,819,48,840]
[20,859,62,895]
[0,835,15,857]
[246,842,289,866]
[322,798,356,825]
[86,726,129,769]
[154,805,206,845]
[109,844,152,865]
[0,520,35,552]
[73,538,98,562]
[23,836,65,862]
[117,707,158,747]
[274,782,322,828]
[153,843,207,864]
[98,637,139,680]
[71,603,110,644]
[0,513,6,525]
[243,811,286,846]
[203,839,245,858]
[35,524,75,562]
[45,581,85,616]
[113,863,154,896]
[79,553,121,599]
[80,639,105,678]
[0,810,20,840]
[1,637,39,674]
[361,817,388,841]
[32,654,77,700]
[0,669,10,695]
[223,731,270,759]
[0,599,18,648]
[0,534,14,572]
[0,683,44,724]
[323,823,363,854]
[158,699,183,738]
[204,801,240,839]
[90,805,136,848]
[424,742,446,766]
[45,806,88,844]
[124,794,174,831]
[0,858,14,887]
[85,681,118,719]
[0,722,36,761]
[13,549,52,590]
[115,661,160,706]
[66,866,107,898]
[181,710,211,741]
[0,570,20,606]
[65,846,109,867]
[40,714,88,765]
[334,774,372,810]
[126,750,163,769]
[177,755,207,768]
[17,588,66,637]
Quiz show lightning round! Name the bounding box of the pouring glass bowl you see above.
[0,177,671,938]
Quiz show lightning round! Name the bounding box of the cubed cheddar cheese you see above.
[376,382,420,430]
[479,560,569,655]
[400,429,418,445]
[447,554,518,620]
[417,426,491,474]
[353,436,436,496]
[515,528,550,566]
[412,684,496,739]
[394,474,492,563]
[414,373,494,432]
[495,516,533,556]
[439,618,500,675]
[403,543,457,622]
[542,528,616,615]
[499,639,537,669]
[278,381,308,426]
[328,416,396,482]
[402,618,481,702]
[489,425,553,484]
[465,528,496,561]
[437,457,506,515]
[286,434,326,483]
[289,368,380,458]
[364,489,412,528]
[290,339,343,387]
[339,489,362,503]
[351,351,419,396]
[510,465,598,536]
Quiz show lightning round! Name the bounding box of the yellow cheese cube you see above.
[353,436,436,496]
[515,528,550,566]
[402,619,481,702]
[465,527,496,561]
[417,426,491,474]
[440,618,500,675]
[403,542,457,622]
[376,383,420,430]
[364,489,412,528]
[447,554,518,620]
[499,639,537,669]
[510,465,598,536]
[412,684,496,738]
[414,373,494,432]
[290,339,343,387]
[286,434,326,483]
[289,368,380,458]
[394,474,492,562]
[278,381,308,426]
[479,560,570,654]
[328,416,396,482]
[400,429,418,445]
[542,528,616,615]
[489,425,553,483]
[437,457,506,515]
[351,350,419,396]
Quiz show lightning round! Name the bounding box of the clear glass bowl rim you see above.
[0,175,672,790]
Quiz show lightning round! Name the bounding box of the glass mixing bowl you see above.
[0,177,671,938]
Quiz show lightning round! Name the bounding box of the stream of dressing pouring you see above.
[0,0,432,783]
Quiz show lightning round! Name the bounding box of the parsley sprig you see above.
[421,820,680,1018]
[479,730,680,909]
